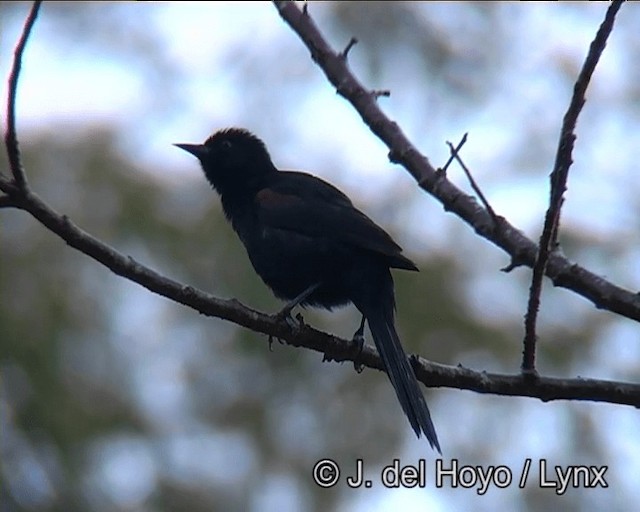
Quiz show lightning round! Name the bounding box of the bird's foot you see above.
[272,305,305,330]
[273,302,295,322]
[269,305,306,351]
[269,312,306,351]
[272,309,305,349]
[273,283,320,325]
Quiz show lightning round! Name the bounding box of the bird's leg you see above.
[274,282,322,325]
[352,315,366,373]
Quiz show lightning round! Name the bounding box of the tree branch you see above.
[522,0,624,372]
[0,173,21,195]
[272,1,640,324]
[0,195,17,208]
[2,1,638,409]
[4,0,41,190]
[414,359,640,407]
[5,192,640,407]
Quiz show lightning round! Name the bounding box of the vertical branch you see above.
[521,0,624,372]
[4,0,42,190]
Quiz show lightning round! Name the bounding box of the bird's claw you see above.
[287,312,305,330]
[274,303,294,322]
[272,308,305,330]
[268,334,286,352]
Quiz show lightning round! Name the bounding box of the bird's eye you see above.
[221,140,233,150]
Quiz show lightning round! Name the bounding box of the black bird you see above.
[175,128,440,452]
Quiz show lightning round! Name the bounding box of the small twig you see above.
[4,0,42,191]
[440,132,467,174]
[370,89,391,100]
[522,0,624,373]
[340,37,358,60]
[500,260,520,273]
[446,136,498,225]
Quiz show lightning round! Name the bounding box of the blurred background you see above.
[1,2,639,511]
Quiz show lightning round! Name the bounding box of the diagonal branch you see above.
[272,1,640,325]
[4,0,41,190]
[522,0,624,372]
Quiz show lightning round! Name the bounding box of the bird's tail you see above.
[358,296,441,453]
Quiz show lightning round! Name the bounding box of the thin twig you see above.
[340,37,358,60]
[522,0,624,372]
[441,132,467,174]
[370,89,391,99]
[446,136,499,225]
[4,1,42,191]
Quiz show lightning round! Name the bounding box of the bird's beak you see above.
[174,143,208,159]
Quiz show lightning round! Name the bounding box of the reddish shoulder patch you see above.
[255,188,302,209]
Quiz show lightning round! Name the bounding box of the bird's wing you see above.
[255,171,418,271]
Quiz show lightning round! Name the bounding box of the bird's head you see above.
[175,128,276,194]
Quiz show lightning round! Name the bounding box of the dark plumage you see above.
[176,128,440,452]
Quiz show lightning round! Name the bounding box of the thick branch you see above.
[414,359,640,407]
[1,193,637,407]
[272,1,640,324]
